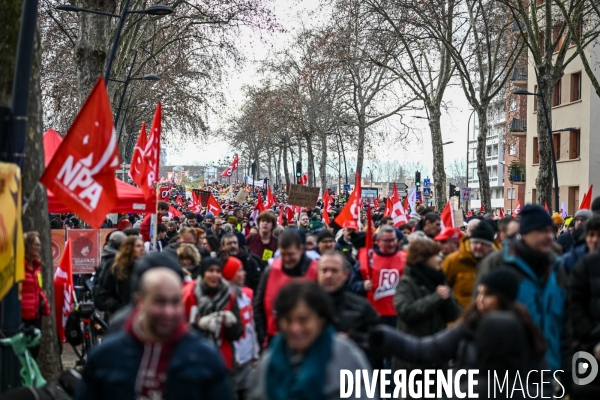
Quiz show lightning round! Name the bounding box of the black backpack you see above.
[64,311,82,346]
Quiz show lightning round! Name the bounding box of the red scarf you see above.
[125,308,188,399]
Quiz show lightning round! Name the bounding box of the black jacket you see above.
[329,287,379,349]
[570,250,600,353]
[253,254,314,347]
[235,248,264,292]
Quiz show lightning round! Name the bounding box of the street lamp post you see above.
[56,3,173,87]
[513,89,560,213]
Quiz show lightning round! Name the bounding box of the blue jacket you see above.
[76,330,234,400]
[497,244,567,371]
[561,242,587,274]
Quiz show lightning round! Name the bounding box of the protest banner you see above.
[68,229,100,273]
[287,184,320,208]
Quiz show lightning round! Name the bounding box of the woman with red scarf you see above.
[22,232,50,358]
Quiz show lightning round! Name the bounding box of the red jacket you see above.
[358,248,406,316]
[21,258,50,320]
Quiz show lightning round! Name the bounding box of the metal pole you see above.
[2,0,39,389]
[114,50,138,133]
[104,0,133,86]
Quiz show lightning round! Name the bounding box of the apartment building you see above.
[522,44,600,215]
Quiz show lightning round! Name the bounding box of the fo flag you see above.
[54,241,74,342]
[40,78,120,229]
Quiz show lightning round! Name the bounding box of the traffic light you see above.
[296,161,302,183]
[415,171,421,187]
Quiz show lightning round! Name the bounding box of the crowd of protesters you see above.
[29,184,600,399]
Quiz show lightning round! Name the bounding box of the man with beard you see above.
[221,233,263,291]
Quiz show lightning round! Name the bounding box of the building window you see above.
[509,143,516,155]
[571,72,582,101]
[552,80,562,106]
[533,85,538,112]
[487,146,492,157]
[533,137,540,164]
[570,129,581,159]
[553,133,560,160]
[491,166,497,178]
[508,187,515,200]
[493,144,498,156]
[553,24,564,52]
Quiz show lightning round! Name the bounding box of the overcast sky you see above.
[165,0,471,177]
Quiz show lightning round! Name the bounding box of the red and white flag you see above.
[440,201,455,229]
[141,103,161,200]
[286,204,295,224]
[129,122,147,186]
[175,194,184,207]
[322,191,332,225]
[229,154,239,172]
[512,201,522,217]
[300,172,309,185]
[384,197,393,218]
[206,194,221,216]
[264,186,277,209]
[54,241,74,342]
[159,184,171,200]
[248,192,266,228]
[221,166,233,177]
[390,183,408,227]
[168,205,182,219]
[334,173,362,228]
[40,78,120,229]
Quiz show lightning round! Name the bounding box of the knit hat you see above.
[317,230,335,243]
[409,211,421,220]
[551,212,564,226]
[205,212,215,219]
[574,209,593,221]
[480,268,520,302]
[199,257,223,277]
[221,257,243,281]
[469,221,495,247]
[227,216,238,225]
[592,196,600,214]
[518,205,554,235]
[308,215,324,233]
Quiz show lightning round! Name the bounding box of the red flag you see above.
[229,154,239,172]
[390,183,408,228]
[54,241,73,342]
[168,204,182,218]
[499,207,504,217]
[441,201,454,228]
[129,122,147,186]
[248,192,266,229]
[175,194,183,207]
[479,203,484,213]
[206,194,221,216]
[467,210,473,217]
[322,191,332,225]
[141,103,161,200]
[286,204,295,223]
[366,205,374,250]
[333,172,362,227]
[40,78,120,229]
[159,184,171,200]
[544,201,549,212]
[373,196,379,210]
[403,196,409,213]
[512,201,522,217]
[221,166,233,177]
[264,187,277,209]
[384,197,393,218]
[278,206,284,226]
[300,172,309,185]
[580,185,593,210]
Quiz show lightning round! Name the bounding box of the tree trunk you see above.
[267,150,273,189]
[428,107,447,211]
[320,132,327,189]
[75,0,116,104]
[22,27,63,380]
[476,106,492,212]
[356,120,366,177]
[306,135,314,186]
[283,145,290,188]
[535,71,554,208]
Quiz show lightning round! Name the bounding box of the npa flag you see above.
[333,172,362,228]
[54,241,74,342]
[40,78,120,229]
[206,194,221,216]
[440,201,455,229]
[512,201,522,217]
[129,122,147,186]
[322,190,332,225]
[141,103,161,200]
[560,201,568,218]
[580,185,593,210]
[175,194,184,207]
[390,183,408,227]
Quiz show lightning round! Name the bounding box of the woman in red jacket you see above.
[22,232,50,358]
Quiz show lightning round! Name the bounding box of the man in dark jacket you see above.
[475,205,566,372]
[562,215,600,274]
[77,267,233,400]
[557,209,592,253]
[317,251,379,349]
[221,233,263,291]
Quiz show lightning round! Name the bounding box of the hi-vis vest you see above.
[358,248,407,316]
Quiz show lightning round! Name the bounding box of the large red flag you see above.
[54,241,74,342]
[333,173,362,227]
[384,197,393,218]
[40,78,120,229]
[580,185,593,210]
[440,201,455,229]
[322,190,332,225]
[141,103,161,200]
[168,204,182,219]
[229,154,239,172]
[128,122,147,186]
[512,201,522,217]
[264,187,277,209]
[206,194,221,216]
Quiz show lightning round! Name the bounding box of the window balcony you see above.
[509,118,527,136]
[511,68,527,88]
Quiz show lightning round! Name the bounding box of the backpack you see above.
[64,311,83,346]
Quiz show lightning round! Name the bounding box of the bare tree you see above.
[447,158,467,187]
